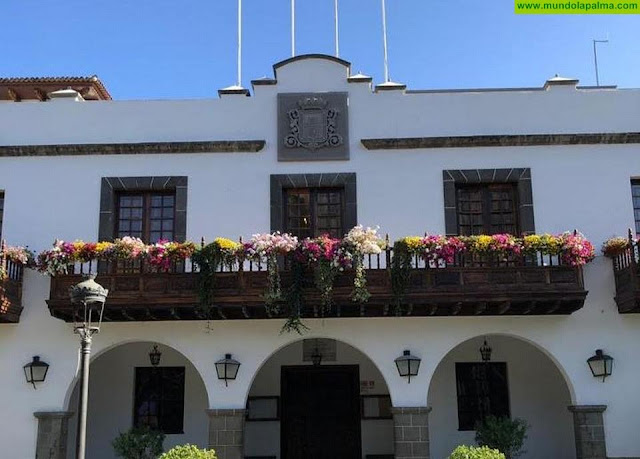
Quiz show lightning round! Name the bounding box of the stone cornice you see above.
[0,140,266,157]
[361,132,640,150]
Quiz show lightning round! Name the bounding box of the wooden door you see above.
[281,365,362,459]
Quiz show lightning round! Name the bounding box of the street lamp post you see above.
[69,274,108,459]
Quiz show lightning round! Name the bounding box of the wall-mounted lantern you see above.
[149,345,162,367]
[587,349,614,382]
[395,350,421,383]
[215,354,241,386]
[479,339,492,362]
[24,356,49,389]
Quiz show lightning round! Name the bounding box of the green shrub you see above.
[449,445,506,459]
[112,426,165,459]
[475,416,528,459]
[159,444,217,459]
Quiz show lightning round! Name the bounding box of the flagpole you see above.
[237,0,242,87]
[291,0,296,57]
[334,0,340,57]
[381,0,390,82]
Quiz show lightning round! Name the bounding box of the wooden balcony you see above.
[610,242,640,313]
[46,248,588,322]
[0,257,24,323]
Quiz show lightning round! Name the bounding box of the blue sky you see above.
[2,0,639,99]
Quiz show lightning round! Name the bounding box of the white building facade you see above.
[0,55,639,459]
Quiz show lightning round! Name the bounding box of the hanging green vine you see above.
[314,259,339,316]
[391,239,414,316]
[281,257,309,334]
[192,238,242,320]
[350,254,371,303]
[263,254,283,316]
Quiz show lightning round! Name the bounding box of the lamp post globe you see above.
[69,274,108,459]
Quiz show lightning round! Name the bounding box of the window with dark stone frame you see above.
[455,362,510,431]
[285,188,345,238]
[134,366,185,434]
[99,177,187,243]
[456,183,519,236]
[270,174,357,237]
[443,169,534,236]
[115,192,176,243]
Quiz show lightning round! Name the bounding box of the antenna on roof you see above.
[592,38,609,86]
[237,0,243,87]
[334,0,340,57]
[381,0,390,82]
[291,0,296,57]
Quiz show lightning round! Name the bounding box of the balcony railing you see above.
[46,246,588,322]
[610,237,640,313]
[0,254,25,323]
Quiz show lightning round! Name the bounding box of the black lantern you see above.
[587,349,614,382]
[395,350,421,383]
[149,345,162,367]
[215,354,241,386]
[479,339,492,362]
[24,356,49,389]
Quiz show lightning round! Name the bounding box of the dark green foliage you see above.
[112,426,165,459]
[475,416,528,459]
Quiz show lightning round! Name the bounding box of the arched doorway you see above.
[427,334,576,459]
[65,341,209,459]
[245,338,394,459]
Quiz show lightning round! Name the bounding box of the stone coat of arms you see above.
[284,96,343,151]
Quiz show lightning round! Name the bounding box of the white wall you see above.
[0,56,639,458]
[245,340,394,459]
[428,335,575,459]
[66,342,209,459]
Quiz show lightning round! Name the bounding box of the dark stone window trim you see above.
[99,176,188,242]
[443,168,534,236]
[270,173,357,233]
[0,140,265,157]
[361,132,640,150]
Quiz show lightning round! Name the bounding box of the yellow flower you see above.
[95,242,113,255]
[400,236,423,251]
[214,237,241,251]
[474,235,492,251]
[524,234,541,245]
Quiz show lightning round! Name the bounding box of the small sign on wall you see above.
[360,380,375,393]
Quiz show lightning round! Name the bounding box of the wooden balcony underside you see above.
[613,266,640,313]
[47,266,587,322]
[0,278,23,323]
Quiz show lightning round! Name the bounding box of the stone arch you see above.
[427,332,576,403]
[63,340,210,459]
[243,334,393,407]
[427,333,577,459]
[62,338,210,411]
[243,335,395,459]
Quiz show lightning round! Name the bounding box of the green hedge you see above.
[159,444,217,459]
[449,445,506,459]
